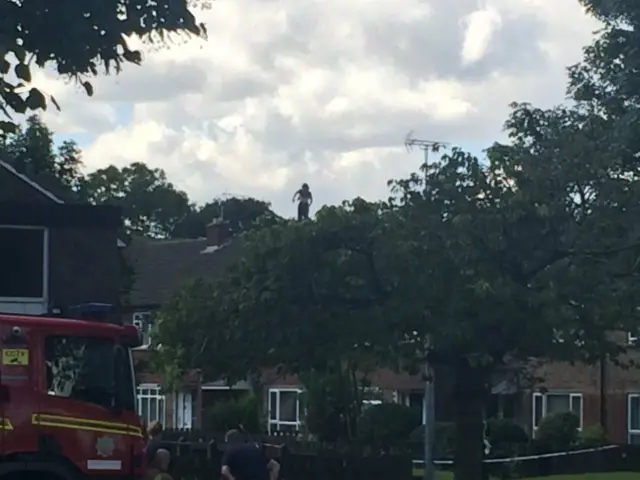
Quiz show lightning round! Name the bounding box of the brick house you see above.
[125,220,426,431]
[0,160,122,315]
[474,333,640,445]
[519,339,640,444]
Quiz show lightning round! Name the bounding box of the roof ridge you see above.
[0,160,64,204]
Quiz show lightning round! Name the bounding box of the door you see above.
[175,391,193,429]
[36,331,135,475]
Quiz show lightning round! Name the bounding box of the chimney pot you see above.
[206,219,230,246]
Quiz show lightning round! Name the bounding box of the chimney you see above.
[206,219,230,247]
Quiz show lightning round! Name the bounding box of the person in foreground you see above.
[221,429,280,480]
[146,421,165,466]
[147,448,172,480]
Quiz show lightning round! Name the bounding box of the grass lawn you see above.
[429,472,640,480]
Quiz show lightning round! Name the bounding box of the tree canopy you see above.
[0,114,84,192]
[154,93,640,480]
[1,115,275,239]
[80,164,278,238]
[0,0,206,131]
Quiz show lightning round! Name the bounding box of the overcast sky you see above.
[33,0,601,218]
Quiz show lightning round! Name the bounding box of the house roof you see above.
[0,160,126,245]
[0,160,64,203]
[126,236,244,307]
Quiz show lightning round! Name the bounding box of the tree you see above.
[171,196,280,239]
[79,162,192,238]
[0,114,84,192]
[0,0,205,131]
[154,127,640,480]
[154,5,640,479]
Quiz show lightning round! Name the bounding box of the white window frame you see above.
[268,388,302,433]
[362,386,383,407]
[173,391,194,430]
[132,311,153,348]
[136,383,166,426]
[627,393,640,443]
[0,225,48,303]
[532,392,583,431]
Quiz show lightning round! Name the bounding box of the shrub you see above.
[486,418,529,445]
[410,422,456,458]
[579,424,607,446]
[358,403,421,445]
[535,412,580,452]
[202,391,263,433]
[485,418,529,458]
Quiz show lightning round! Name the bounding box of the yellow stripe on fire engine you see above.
[31,414,142,437]
[0,418,13,430]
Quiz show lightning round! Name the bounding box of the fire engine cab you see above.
[0,304,146,480]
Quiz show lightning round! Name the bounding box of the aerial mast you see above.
[404,130,449,183]
[403,131,449,480]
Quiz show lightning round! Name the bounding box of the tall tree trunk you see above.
[453,360,487,480]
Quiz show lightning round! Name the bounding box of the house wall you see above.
[49,227,121,306]
[528,346,640,443]
[0,166,122,309]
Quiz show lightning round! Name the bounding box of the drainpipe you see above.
[599,352,607,434]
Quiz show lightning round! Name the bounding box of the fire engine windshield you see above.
[45,335,135,411]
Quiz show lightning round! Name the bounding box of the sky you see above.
[31,0,601,218]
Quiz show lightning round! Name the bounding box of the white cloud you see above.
[33,0,601,218]
[461,7,502,65]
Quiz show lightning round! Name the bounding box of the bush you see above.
[486,418,529,445]
[485,418,529,458]
[358,403,421,445]
[579,424,607,446]
[202,392,263,433]
[535,412,580,452]
[410,422,456,458]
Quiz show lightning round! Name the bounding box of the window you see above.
[0,226,46,299]
[397,391,424,408]
[628,394,640,444]
[45,335,118,409]
[268,388,301,433]
[362,386,383,407]
[174,390,197,429]
[532,392,582,430]
[137,384,165,426]
[132,312,154,347]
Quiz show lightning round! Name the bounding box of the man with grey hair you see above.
[221,430,280,480]
[147,448,172,480]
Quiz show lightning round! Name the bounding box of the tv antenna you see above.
[214,191,244,223]
[404,131,449,170]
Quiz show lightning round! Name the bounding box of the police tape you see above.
[412,444,620,466]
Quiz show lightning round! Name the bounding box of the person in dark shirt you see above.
[292,183,313,221]
[221,430,280,480]
[147,448,172,480]
[146,421,165,467]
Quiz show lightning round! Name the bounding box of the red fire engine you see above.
[0,304,146,480]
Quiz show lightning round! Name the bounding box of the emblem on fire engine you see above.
[96,436,116,457]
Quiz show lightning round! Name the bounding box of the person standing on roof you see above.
[292,183,313,221]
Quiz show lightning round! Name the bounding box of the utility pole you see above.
[403,131,449,480]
